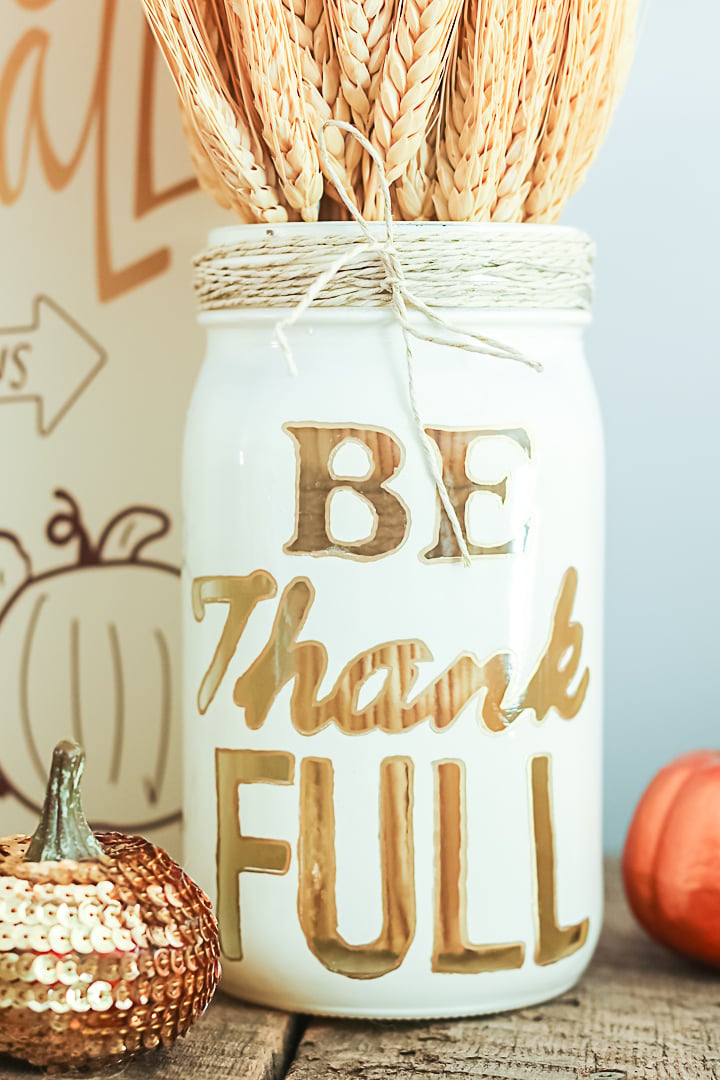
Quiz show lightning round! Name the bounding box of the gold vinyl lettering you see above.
[226,567,588,735]
[193,571,277,714]
[283,424,410,559]
[433,761,524,973]
[233,573,512,734]
[233,577,327,734]
[530,755,589,965]
[520,568,589,722]
[297,757,415,978]
[215,748,294,961]
[422,427,531,561]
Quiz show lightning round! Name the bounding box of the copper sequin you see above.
[0,833,221,1069]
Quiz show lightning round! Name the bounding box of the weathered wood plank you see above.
[2,860,718,1078]
[124,996,300,1080]
[0,995,299,1080]
[286,859,720,1080]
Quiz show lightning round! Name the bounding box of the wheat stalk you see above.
[525,0,635,222]
[176,1,237,209]
[561,0,638,206]
[141,0,288,221]
[328,0,396,132]
[327,0,397,196]
[313,11,357,200]
[436,1,535,221]
[396,129,436,219]
[196,0,237,96]
[276,0,357,204]
[491,0,569,222]
[364,0,464,219]
[434,0,497,219]
[225,0,323,220]
[141,0,639,225]
[179,104,235,212]
[205,0,271,160]
[200,0,293,207]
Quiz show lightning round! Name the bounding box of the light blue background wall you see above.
[563,0,720,851]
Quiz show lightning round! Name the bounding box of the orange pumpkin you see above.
[622,749,720,966]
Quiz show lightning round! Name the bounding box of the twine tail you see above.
[275,248,356,375]
[398,312,472,568]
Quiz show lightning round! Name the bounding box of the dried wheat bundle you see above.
[140,0,639,223]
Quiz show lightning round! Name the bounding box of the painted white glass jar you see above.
[183,222,604,1019]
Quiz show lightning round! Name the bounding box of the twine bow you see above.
[275,120,543,567]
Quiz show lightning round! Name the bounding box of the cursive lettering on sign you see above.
[1,1,197,302]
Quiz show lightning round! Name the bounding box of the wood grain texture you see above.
[124,995,300,1080]
[286,859,720,1079]
[0,994,299,1080]
[0,861,718,1078]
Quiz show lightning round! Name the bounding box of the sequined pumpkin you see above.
[0,833,220,1068]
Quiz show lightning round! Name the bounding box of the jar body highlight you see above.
[183,224,604,1018]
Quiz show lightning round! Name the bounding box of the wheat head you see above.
[396,125,437,220]
[491,0,569,222]
[436,1,536,221]
[276,0,357,203]
[225,0,324,220]
[364,0,464,219]
[561,0,639,206]
[179,102,235,212]
[141,0,640,225]
[141,0,288,221]
[328,0,398,196]
[328,0,396,130]
[525,0,637,222]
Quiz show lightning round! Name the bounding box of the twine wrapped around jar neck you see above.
[193,122,594,567]
[193,226,594,314]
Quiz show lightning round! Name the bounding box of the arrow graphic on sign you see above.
[0,296,106,436]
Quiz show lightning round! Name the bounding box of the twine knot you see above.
[275,120,543,568]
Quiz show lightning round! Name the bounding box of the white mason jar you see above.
[183,222,604,1019]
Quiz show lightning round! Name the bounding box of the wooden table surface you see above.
[1,859,718,1079]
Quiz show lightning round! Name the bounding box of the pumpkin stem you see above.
[47,490,98,566]
[24,740,104,862]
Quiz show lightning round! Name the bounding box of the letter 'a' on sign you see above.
[283,423,410,559]
[215,749,295,961]
[432,760,525,973]
[529,754,589,965]
[298,757,416,978]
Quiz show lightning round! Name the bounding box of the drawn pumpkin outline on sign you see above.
[0,490,181,832]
